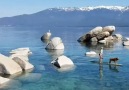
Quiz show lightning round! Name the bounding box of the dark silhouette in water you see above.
[109,65,119,72]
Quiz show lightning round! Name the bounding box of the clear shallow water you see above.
[0,26,129,90]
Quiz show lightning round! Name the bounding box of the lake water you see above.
[0,26,129,90]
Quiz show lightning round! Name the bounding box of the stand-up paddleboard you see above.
[89,60,122,66]
[107,63,122,66]
[90,60,108,64]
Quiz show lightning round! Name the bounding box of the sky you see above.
[0,0,128,18]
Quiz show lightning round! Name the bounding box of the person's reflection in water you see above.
[99,63,103,80]
[99,47,103,63]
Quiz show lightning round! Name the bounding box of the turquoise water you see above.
[0,26,129,90]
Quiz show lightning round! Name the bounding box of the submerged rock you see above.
[0,79,22,90]
[17,73,42,83]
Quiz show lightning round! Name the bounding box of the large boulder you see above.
[78,27,102,42]
[10,47,32,55]
[104,36,114,42]
[103,31,110,36]
[90,26,103,35]
[78,26,115,43]
[102,26,115,34]
[96,32,109,40]
[45,37,64,50]
[113,34,123,40]
[10,56,34,70]
[99,40,106,44]
[91,37,98,42]
[51,55,74,68]
[9,48,34,70]
[10,54,29,62]
[0,54,22,75]
[46,49,64,60]
[10,47,32,61]
[77,34,87,42]
[41,30,51,40]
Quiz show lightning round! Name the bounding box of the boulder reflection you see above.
[79,41,114,52]
[41,39,50,44]
[45,49,64,60]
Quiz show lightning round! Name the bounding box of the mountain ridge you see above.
[0,6,129,27]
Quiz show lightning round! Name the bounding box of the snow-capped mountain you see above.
[48,6,129,11]
[0,6,129,27]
